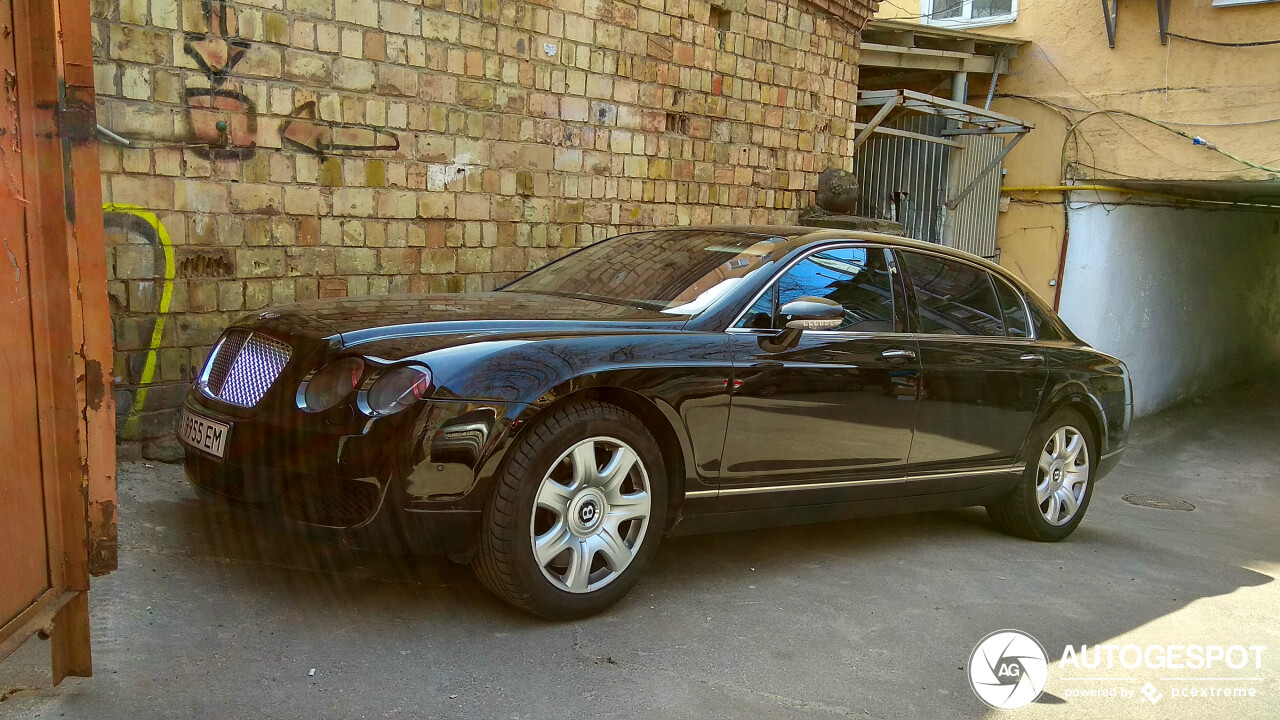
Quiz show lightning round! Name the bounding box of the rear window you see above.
[992,276,1029,338]
[1028,300,1063,341]
[899,251,1004,337]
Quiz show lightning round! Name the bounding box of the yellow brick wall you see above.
[91,0,874,455]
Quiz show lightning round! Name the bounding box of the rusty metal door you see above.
[0,0,52,628]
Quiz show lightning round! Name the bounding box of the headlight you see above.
[298,357,365,413]
[362,365,432,416]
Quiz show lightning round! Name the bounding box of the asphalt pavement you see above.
[2,379,1278,719]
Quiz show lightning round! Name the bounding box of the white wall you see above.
[1058,204,1280,415]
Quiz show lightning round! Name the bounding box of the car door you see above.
[895,249,1048,485]
[720,245,922,506]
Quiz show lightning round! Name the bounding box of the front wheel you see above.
[987,408,1096,542]
[472,401,667,619]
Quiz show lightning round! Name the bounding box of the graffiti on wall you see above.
[182,0,399,157]
[103,205,175,438]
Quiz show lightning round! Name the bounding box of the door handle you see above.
[881,348,916,362]
[1020,353,1045,365]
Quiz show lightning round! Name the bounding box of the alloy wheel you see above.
[529,436,652,593]
[1037,425,1090,526]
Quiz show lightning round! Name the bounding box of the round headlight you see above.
[364,365,432,416]
[300,357,365,413]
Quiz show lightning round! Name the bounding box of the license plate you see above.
[178,407,231,458]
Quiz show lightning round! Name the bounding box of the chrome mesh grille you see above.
[202,329,291,408]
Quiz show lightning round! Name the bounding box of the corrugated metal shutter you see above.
[849,115,949,245]
[942,134,1004,259]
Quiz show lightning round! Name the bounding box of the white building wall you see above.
[1058,204,1280,415]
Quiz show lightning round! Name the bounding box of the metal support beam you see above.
[1156,0,1171,45]
[851,94,902,152]
[951,72,969,103]
[1102,0,1118,49]
[945,133,1027,209]
[851,122,965,148]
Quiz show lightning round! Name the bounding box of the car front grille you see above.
[201,329,292,408]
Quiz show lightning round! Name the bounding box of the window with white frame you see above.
[923,0,1017,27]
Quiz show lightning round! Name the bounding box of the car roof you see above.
[649,225,1011,276]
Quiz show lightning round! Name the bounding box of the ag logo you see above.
[968,629,1049,710]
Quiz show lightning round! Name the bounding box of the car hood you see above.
[239,291,689,356]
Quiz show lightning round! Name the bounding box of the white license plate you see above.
[178,407,231,458]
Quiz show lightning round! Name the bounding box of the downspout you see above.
[1054,192,1070,312]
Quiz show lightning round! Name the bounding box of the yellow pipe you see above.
[1001,185,1280,208]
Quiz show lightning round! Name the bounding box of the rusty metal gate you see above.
[0,0,115,684]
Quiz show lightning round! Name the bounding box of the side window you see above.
[992,276,1029,338]
[738,247,897,332]
[900,251,1005,337]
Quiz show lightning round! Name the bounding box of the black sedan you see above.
[179,227,1132,619]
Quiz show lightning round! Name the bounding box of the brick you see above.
[287,247,336,276]
[335,0,377,26]
[332,58,375,90]
[319,278,348,298]
[561,96,590,122]
[456,194,490,220]
[174,180,229,214]
[419,193,455,218]
[230,183,283,213]
[375,190,415,218]
[458,81,495,108]
[379,248,420,274]
[109,25,168,64]
[335,248,378,274]
[236,248,287,278]
[290,0,333,19]
[112,175,173,208]
[332,188,376,216]
[554,148,582,172]
[284,50,331,81]
[377,64,418,96]
[379,1,420,33]
[422,11,460,42]
[284,186,323,215]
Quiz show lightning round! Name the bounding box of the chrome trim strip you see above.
[683,489,718,498]
[698,464,1017,497]
[1101,449,1125,460]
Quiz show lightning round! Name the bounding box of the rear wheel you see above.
[472,401,667,619]
[987,408,1095,542]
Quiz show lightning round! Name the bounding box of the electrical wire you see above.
[997,93,1280,128]
[1062,110,1280,175]
[1167,32,1280,48]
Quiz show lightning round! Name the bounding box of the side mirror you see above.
[758,297,843,353]
[781,297,844,330]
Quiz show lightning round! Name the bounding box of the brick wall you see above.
[91,0,875,459]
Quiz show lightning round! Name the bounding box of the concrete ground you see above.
[3,379,1278,719]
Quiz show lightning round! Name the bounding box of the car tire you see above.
[987,408,1096,542]
[472,401,667,620]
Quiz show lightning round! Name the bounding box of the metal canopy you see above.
[859,19,1024,88]
[852,89,1035,210]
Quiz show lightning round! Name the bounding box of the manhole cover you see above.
[1122,494,1195,511]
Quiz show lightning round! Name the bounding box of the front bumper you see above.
[179,390,523,554]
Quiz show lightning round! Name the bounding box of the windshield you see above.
[500,230,791,313]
